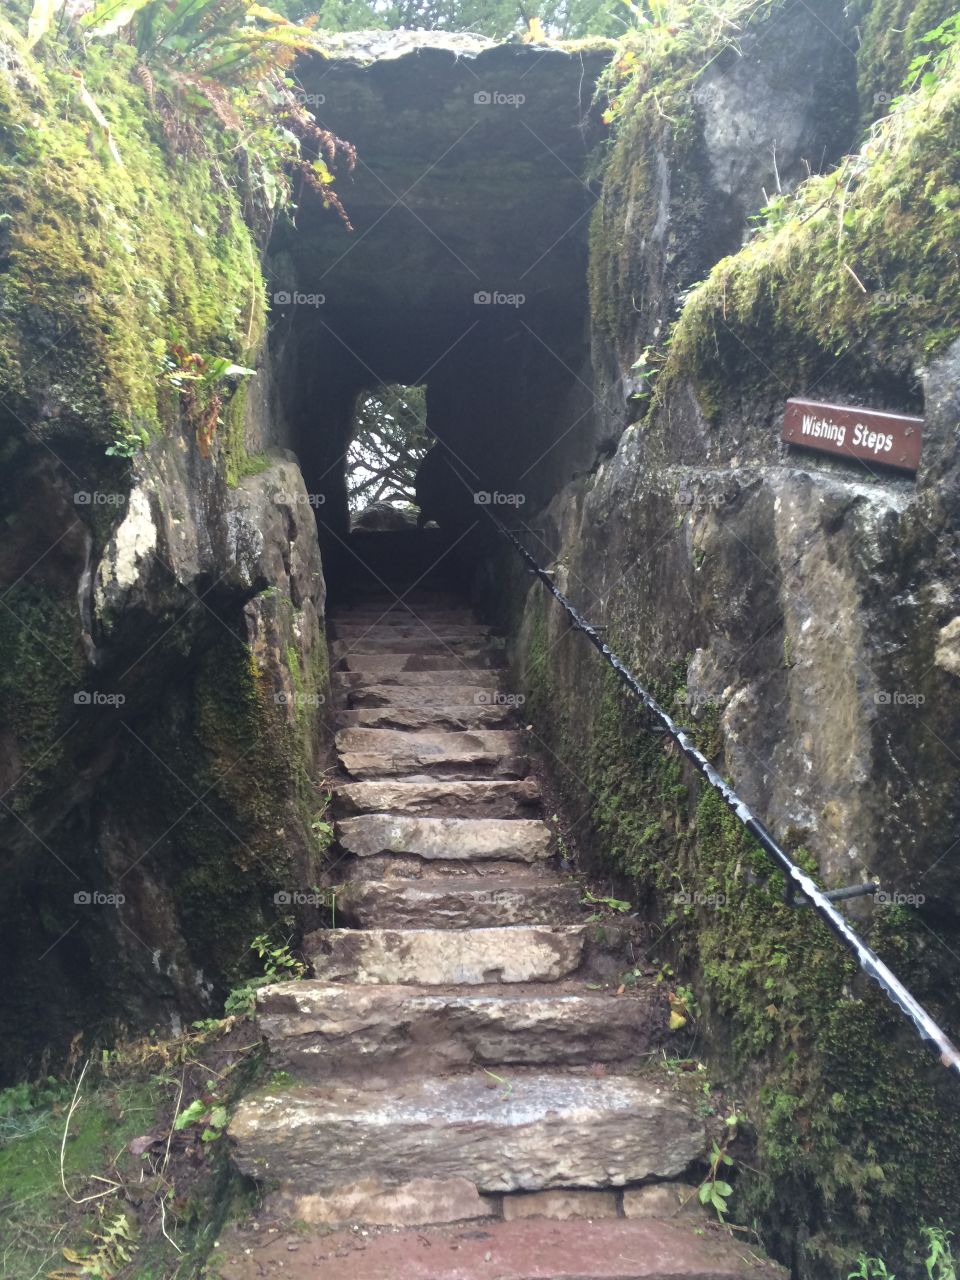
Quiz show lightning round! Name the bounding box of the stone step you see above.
[336,728,527,779]
[330,601,471,619]
[256,981,663,1078]
[344,856,564,882]
[335,876,580,927]
[342,681,508,708]
[330,627,494,647]
[335,669,500,691]
[214,1217,787,1279]
[337,652,503,674]
[306,925,587,984]
[337,814,552,862]
[330,612,481,630]
[228,1070,706,1194]
[337,703,517,731]
[334,777,541,817]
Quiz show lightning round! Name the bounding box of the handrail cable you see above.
[439,451,960,1076]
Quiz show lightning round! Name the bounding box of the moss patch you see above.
[658,29,960,415]
[0,20,264,449]
[516,587,960,1278]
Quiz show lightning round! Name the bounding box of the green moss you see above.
[659,38,960,414]
[0,582,85,807]
[853,0,959,124]
[0,1075,165,1278]
[516,592,960,1275]
[0,23,264,449]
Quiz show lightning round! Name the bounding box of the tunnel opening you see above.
[263,36,614,604]
[346,382,430,521]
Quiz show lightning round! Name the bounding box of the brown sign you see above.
[782,398,922,474]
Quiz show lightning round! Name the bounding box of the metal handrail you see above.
[467,495,960,1076]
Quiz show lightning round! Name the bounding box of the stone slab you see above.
[229,1071,707,1194]
[257,981,660,1076]
[334,778,541,817]
[337,814,551,862]
[305,925,586,984]
[335,876,580,927]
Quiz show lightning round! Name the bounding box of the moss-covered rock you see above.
[661,23,960,417]
[0,20,263,448]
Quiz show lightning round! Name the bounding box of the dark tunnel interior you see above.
[262,41,615,598]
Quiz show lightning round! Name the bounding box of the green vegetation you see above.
[275,0,630,38]
[658,8,960,414]
[347,383,429,512]
[518,585,960,1276]
[0,1041,251,1279]
[0,0,354,468]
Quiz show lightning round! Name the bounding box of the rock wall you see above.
[492,2,960,1274]
[0,19,331,1079]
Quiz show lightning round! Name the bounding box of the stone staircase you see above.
[223,589,786,1279]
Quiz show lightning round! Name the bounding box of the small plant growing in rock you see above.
[222,931,306,1016]
[581,888,631,919]
[697,1111,740,1220]
[923,1223,957,1280]
[849,1256,895,1280]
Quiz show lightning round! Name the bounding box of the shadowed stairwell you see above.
[218,533,786,1279]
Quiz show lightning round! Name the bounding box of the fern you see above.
[49,1211,137,1280]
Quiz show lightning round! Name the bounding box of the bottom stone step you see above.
[213,1216,788,1279]
[228,1071,706,1194]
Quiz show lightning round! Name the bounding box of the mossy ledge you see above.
[0,11,263,450]
[658,25,960,418]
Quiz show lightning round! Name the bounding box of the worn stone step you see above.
[345,856,558,882]
[214,1217,787,1279]
[330,601,471,620]
[335,876,580,927]
[335,669,500,692]
[257,981,662,1078]
[334,777,541,817]
[337,703,517,731]
[331,627,494,648]
[330,613,481,631]
[229,1070,706,1194]
[336,728,527,779]
[342,681,508,708]
[338,652,503,674]
[337,814,551,863]
[334,777,541,816]
[306,925,586,984]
